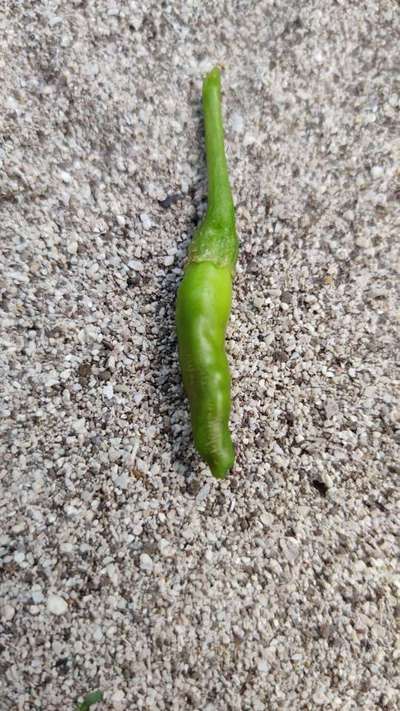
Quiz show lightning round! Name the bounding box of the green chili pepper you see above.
[176,66,238,479]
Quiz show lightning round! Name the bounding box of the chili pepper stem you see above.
[202,67,234,226]
[187,68,238,271]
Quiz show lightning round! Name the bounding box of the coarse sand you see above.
[1,1,399,709]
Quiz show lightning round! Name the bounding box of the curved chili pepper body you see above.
[176,67,238,479]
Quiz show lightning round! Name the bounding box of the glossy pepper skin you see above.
[176,67,238,479]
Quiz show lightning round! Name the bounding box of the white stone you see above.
[128,259,142,271]
[93,625,103,641]
[47,594,68,616]
[321,471,333,488]
[60,542,74,553]
[106,625,117,639]
[31,589,44,604]
[103,383,114,399]
[2,605,15,621]
[371,165,384,179]
[60,170,72,183]
[231,112,244,132]
[72,418,86,433]
[280,538,299,562]
[112,690,125,704]
[114,472,129,489]
[13,522,26,533]
[260,512,274,527]
[140,213,153,230]
[182,526,195,541]
[313,687,328,705]
[257,658,269,672]
[140,553,153,572]
[67,240,78,255]
[161,544,175,558]
[196,482,211,503]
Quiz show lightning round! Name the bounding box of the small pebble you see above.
[103,383,114,399]
[2,605,15,622]
[47,595,68,616]
[371,165,384,179]
[31,590,44,604]
[231,112,244,133]
[140,213,153,230]
[140,553,153,573]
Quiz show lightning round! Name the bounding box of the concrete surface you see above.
[1,1,399,709]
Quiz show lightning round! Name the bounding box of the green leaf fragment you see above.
[77,689,103,710]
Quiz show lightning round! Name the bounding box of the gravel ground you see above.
[1,1,400,709]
